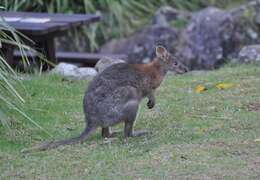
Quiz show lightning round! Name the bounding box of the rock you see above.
[51,63,97,79]
[99,3,260,70]
[237,45,260,63]
[99,6,258,70]
[95,57,125,73]
[100,25,179,64]
[247,28,258,40]
[176,7,236,70]
[254,11,260,25]
[152,6,191,27]
[51,63,78,76]
[77,67,98,78]
[176,3,260,70]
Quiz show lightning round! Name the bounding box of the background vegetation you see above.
[1,0,247,51]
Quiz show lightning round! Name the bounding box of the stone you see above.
[77,67,98,78]
[255,11,260,25]
[95,57,125,73]
[99,6,260,70]
[98,3,260,70]
[176,7,236,70]
[51,63,97,79]
[51,63,78,77]
[99,25,179,64]
[152,6,191,27]
[237,45,260,63]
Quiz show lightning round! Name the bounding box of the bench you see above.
[56,52,127,66]
[14,50,127,67]
[1,11,101,69]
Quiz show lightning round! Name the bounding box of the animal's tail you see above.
[21,127,95,153]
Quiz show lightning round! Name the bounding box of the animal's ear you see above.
[155,46,168,59]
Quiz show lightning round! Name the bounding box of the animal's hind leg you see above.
[101,128,115,138]
[123,100,149,138]
[101,127,122,138]
[125,123,150,137]
[102,127,111,138]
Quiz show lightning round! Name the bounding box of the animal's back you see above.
[83,63,145,126]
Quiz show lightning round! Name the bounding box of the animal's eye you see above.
[173,62,178,65]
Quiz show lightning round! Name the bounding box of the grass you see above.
[0,64,260,179]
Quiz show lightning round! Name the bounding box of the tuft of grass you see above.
[0,64,260,179]
[0,19,50,135]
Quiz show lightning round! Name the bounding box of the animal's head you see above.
[155,46,189,74]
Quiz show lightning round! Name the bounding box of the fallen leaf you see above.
[195,85,207,93]
[216,83,235,90]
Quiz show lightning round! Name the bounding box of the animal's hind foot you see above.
[126,130,151,138]
[132,130,151,137]
[102,128,122,138]
[109,130,122,137]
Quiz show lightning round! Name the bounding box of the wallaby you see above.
[22,46,188,153]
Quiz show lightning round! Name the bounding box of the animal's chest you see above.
[149,71,164,89]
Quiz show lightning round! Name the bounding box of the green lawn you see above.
[1,64,260,179]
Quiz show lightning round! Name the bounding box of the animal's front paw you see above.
[147,100,155,109]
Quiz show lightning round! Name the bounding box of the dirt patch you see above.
[246,102,260,112]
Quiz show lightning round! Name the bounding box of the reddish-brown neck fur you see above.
[133,58,166,89]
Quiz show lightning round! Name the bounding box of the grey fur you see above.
[21,46,188,153]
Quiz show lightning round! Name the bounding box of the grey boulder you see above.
[237,45,260,63]
[99,25,179,64]
[51,63,97,80]
[176,7,235,70]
